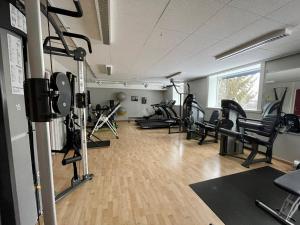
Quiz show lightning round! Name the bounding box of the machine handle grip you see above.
[47,0,83,18]
[43,36,73,57]
[62,155,82,165]
[62,32,92,53]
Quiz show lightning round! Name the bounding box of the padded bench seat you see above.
[195,122,215,129]
[275,170,300,196]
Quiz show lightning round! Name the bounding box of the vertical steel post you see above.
[77,61,89,176]
[24,0,57,225]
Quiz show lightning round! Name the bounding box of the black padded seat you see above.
[243,134,271,147]
[195,110,220,145]
[275,170,300,196]
[195,122,215,129]
[256,169,300,225]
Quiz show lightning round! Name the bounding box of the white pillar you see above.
[24,0,57,225]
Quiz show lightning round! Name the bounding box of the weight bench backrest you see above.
[221,100,247,132]
[209,110,219,124]
[261,100,282,136]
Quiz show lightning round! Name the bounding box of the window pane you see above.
[173,83,184,105]
[208,64,261,110]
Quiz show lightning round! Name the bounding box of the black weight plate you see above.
[52,72,72,116]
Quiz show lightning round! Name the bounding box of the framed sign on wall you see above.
[131,96,138,102]
[141,97,147,104]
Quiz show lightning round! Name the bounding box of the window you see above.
[208,64,261,111]
[172,83,184,106]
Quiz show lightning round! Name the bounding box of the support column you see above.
[24,0,57,225]
[77,61,89,177]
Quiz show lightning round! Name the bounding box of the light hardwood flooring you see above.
[50,122,292,225]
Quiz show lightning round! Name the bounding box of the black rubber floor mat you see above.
[190,166,300,225]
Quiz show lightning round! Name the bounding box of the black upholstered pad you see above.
[275,170,300,196]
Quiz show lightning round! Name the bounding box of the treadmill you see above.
[139,101,177,129]
[135,102,168,125]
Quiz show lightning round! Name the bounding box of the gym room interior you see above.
[2,0,300,225]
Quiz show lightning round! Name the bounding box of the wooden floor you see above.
[51,122,292,225]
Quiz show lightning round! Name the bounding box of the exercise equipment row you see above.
[135,100,179,129]
[178,86,300,168]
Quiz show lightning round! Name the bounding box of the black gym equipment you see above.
[218,96,285,168]
[50,73,85,201]
[0,1,40,224]
[174,91,218,145]
[167,79,191,133]
[86,98,111,148]
[182,93,206,138]
[136,101,170,125]
[256,169,300,225]
[134,102,166,123]
[25,0,95,207]
[24,71,72,121]
[138,100,178,129]
[87,102,121,140]
[283,113,300,133]
[18,0,96,223]
[190,166,300,225]
[195,110,220,145]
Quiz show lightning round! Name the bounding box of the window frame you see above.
[206,63,265,112]
[172,83,185,106]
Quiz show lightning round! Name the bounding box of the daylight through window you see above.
[208,64,261,110]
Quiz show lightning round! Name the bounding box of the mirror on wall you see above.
[263,53,300,116]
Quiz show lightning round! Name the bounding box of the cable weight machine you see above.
[168,78,191,133]
[24,0,94,224]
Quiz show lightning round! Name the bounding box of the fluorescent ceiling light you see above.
[215,28,292,60]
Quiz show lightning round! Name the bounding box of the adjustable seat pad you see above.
[275,170,300,196]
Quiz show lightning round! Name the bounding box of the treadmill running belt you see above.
[190,166,300,225]
[139,121,170,129]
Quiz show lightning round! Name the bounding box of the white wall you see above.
[88,88,165,120]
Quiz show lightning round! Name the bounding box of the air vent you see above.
[95,0,110,45]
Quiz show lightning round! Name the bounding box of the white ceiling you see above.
[49,0,300,83]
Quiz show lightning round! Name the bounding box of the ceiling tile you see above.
[158,0,226,34]
[52,0,300,82]
[113,13,154,46]
[131,28,188,73]
[114,0,169,19]
[147,32,220,74]
[229,0,292,16]
[266,0,300,26]
[205,18,283,57]
[196,5,260,41]
[145,28,189,51]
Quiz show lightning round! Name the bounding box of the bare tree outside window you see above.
[208,64,261,110]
